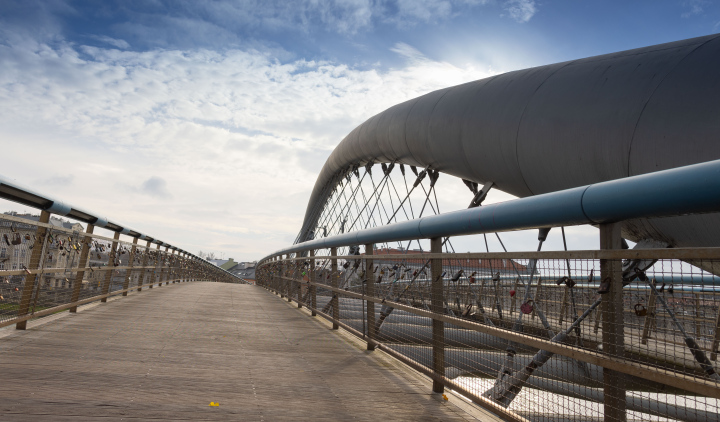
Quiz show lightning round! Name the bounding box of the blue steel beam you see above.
[267,159,720,258]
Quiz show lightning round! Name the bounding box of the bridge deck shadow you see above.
[0,282,487,421]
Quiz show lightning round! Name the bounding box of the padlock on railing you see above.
[634,303,647,316]
[451,270,463,282]
[597,277,612,294]
[520,300,534,314]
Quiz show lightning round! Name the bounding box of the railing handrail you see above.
[0,175,242,281]
[0,174,189,257]
[264,159,720,259]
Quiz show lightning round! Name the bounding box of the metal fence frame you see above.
[256,160,720,422]
[0,177,242,329]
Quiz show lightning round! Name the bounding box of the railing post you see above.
[286,254,292,302]
[712,303,720,361]
[122,237,138,296]
[165,246,171,285]
[430,237,445,393]
[310,249,317,316]
[331,247,339,329]
[167,247,173,284]
[151,243,161,288]
[600,223,626,422]
[365,243,375,351]
[100,231,120,303]
[70,223,94,312]
[158,246,169,286]
[168,248,174,284]
[278,256,283,297]
[297,254,302,308]
[137,240,151,291]
[16,210,51,330]
[179,252,185,282]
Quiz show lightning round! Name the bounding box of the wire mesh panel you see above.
[0,212,236,328]
[257,248,720,422]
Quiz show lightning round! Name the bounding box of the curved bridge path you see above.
[0,282,489,421]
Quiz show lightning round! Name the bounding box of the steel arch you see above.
[298,34,720,248]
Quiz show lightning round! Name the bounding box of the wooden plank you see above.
[0,283,477,422]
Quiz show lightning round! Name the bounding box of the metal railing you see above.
[256,161,720,422]
[0,177,242,330]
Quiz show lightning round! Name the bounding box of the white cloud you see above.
[90,35,130,50]
[682,0,708,18]
[104,0,496,40]
[0,38,492,260]
[504,0,537,23]
[34,174,75,187]
[390,42,428,62]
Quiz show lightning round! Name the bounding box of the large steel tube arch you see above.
[300,33,720,248]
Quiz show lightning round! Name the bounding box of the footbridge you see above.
[4,34,720,421]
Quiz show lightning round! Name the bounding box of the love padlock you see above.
[597,277,612,294]
[634,303,647,317]
[520,300,534,314]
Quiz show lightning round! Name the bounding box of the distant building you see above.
[220,258,237,271]
[223,260,256,280]
[208,258,229,267]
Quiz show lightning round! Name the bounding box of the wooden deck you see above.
[0,282,492,421]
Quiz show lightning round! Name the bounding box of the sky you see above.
[1,0,719,261]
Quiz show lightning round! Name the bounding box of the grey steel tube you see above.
[295,34,720,251]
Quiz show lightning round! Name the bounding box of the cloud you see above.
[140,176,171,199]
[504,0,537,23]
[90,35,130,50]
[34,174,74,187]
[0,36,493,260]
[390,42,428,63]
[682,0,708,18]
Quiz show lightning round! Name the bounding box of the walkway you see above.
[0,282,483,421]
